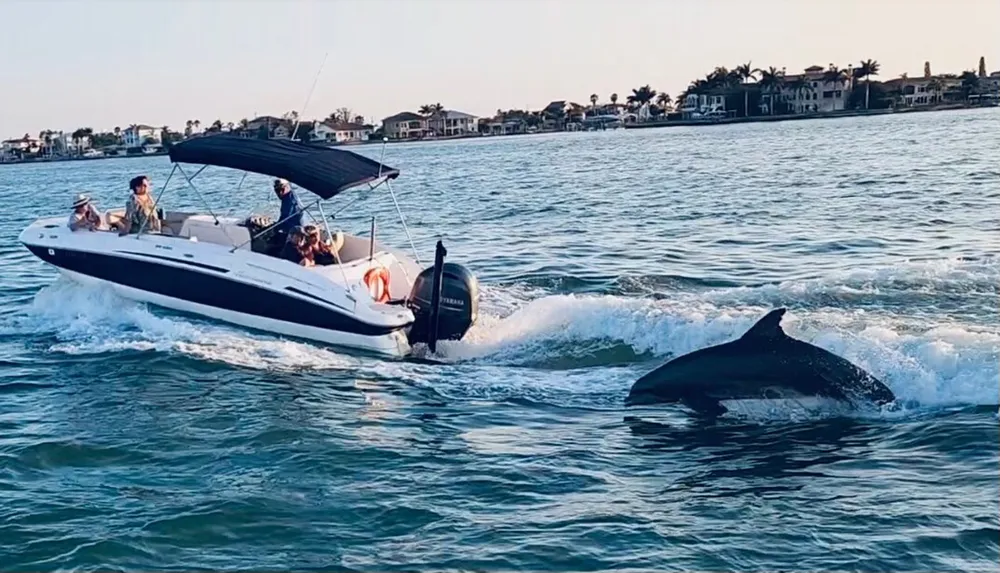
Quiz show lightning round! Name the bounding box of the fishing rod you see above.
[290,51,329,141]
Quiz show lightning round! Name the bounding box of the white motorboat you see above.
[19,136,480,357]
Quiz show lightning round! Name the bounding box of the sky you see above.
[2,0,998,138]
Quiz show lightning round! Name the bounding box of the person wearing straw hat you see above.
[67,193,107,232]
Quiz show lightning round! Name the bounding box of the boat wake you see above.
[10,256,999,420]
[11,278,363,372]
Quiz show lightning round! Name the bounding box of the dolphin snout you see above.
[625,375,680,407]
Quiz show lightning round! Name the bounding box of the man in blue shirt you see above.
[272,177,304,241]
[264,178,304,256]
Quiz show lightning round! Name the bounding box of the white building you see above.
[312,121,372,144]
[50,132,91,155]
[1,136,42,159]
[122,124,161,148]
[680,93,728,118]
[778,65,852,114]
[428,110,479,136]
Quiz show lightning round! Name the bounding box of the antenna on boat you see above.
[290,51,329,141]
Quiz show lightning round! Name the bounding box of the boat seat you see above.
[178,218,251,249]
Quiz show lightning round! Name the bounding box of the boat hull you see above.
[19,221,416,357]
[57,268,411,356]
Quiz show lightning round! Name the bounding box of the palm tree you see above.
[655,92,672,111]
[626,85,657,109]
[960,70,980,99]
[786,77,810,113]
[71,128,84,155]
[710,67,730,85]
[735,61,758,117]
[610,93,618,107]
[419,103,444,116]
[589,93,598,109]
[185,120,193,137]
[239,118,249,129]
[855,59,881,109]
[193,120,201,132]
[758,67,785,115]
[40,130,53,157]
[113,126,121,144]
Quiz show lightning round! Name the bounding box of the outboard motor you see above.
[407,241,479,353]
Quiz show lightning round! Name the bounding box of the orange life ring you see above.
[363,266,391,303]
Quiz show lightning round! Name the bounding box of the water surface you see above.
[0,109,997,571]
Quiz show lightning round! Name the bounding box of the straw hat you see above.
[71,193,91,209]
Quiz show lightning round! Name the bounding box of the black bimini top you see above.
[167,136,399,200]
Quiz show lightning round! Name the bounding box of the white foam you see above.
[18,278,359,371]
[437,293,768,363]
[435,291,998,410]
[16,267,999,415]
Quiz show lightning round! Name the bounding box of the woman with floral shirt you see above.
[119,175,162,235]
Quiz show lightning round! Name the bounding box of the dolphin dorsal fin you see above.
[740,308,788,341]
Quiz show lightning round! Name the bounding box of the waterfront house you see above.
[246,116,293,139]
[484,118,528,135]
[427,110,479,136]
[969,71,1000,104]
[680,93,729,118]
[882,75,962,107]
[1,135,42,160]
[540,101,569,130]
[312,121,372,144]
[49,132,91,155]
[777,65,852,113]
[122,124,160,149]
[382,112,428,140]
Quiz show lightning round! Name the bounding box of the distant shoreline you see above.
[623,102,984,129]
[0,150,168,167]
[2,104,993,167]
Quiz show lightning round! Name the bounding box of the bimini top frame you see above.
[141,135,423,267]
[167,135,399,200]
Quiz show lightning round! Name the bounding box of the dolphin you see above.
[625,308,896,416]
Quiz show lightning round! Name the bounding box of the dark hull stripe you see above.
[25,245,403,337]
[115,250,230,273]
[286,286,351,312]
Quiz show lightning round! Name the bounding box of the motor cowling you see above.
[406,260,479,348]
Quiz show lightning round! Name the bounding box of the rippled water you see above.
[0,109,998,571]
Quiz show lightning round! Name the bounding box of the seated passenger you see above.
[279,227,315,267]
[67,193,107,232]
[118,175,166,236]
[303,224,342,266]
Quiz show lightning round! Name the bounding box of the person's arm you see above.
[85,206,102,230]
[119,202,134,235]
